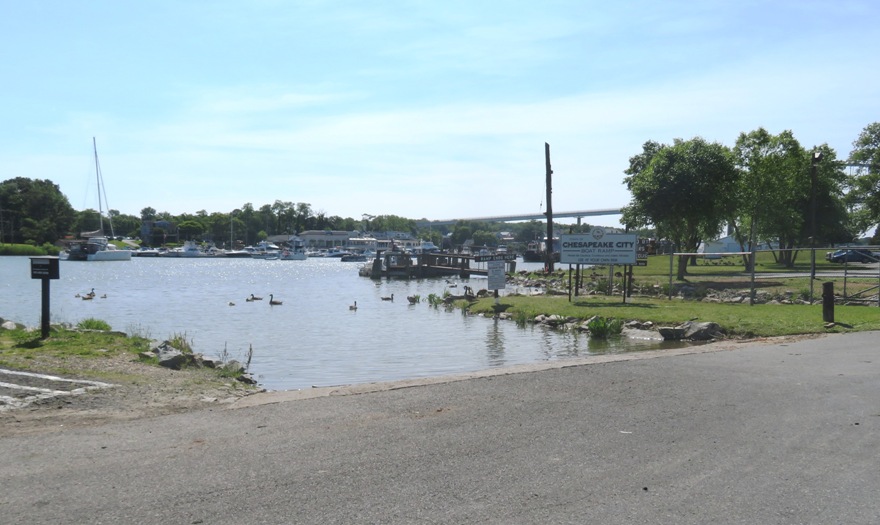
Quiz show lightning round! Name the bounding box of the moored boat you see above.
[67,236,132,261]
[64,138,131,262]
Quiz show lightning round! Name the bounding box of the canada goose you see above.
[269,294,283,306]
[407,295,418,304]
[349,301,358,310]
[81,295,93,300]
[87,288,96,298]
[75,294,81,298]
[245,296,255,302]
[228,301,235,306]
[250,294,263,301]
[100,294,107,299]
[381,294,394,301]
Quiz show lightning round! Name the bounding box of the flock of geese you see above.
[227,292,408,311]
[78,285,447,310]
[229,294,283,306]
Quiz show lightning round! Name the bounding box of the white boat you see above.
[161,240,205,257]
[280,239,307,260]
[132,247,161,257]
[65,138,131,262]
[249,240,282,259]
[67,235,132,261]
[223,249,253,258]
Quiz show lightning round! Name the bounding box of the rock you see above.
[223,360,245,374]
[1,321,17,330]
[157,349,187,370]
[237,373,258,385]
[200,357,221,369]
[679,321,724,341]
[658,326,686,340]
[541,315,567,327]
[622,328,665,341]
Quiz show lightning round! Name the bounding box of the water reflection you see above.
[0,256,682,391]
[485,318,506,367]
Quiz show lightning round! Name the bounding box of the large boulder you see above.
[680,321,725,341]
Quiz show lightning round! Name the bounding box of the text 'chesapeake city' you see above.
[562,241,635,248]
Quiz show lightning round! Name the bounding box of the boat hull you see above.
[88,250,132,261]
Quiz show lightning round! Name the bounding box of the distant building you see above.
[299,230,352,249]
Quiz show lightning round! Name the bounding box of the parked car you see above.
[825,249,876,264]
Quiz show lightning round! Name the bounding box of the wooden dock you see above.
[362,252,517,279]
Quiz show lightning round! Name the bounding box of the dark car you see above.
[825,249,876,264]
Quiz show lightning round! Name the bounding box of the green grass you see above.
[77,318,113,331]
[468,294,880,338]
[0,326,150,372]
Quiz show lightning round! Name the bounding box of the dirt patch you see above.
[0,352,261,437]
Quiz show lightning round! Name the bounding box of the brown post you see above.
[544,142,554,272]
[822,281,834,323]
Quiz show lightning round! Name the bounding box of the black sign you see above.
[636,238,650,266]
[30,257,60,279]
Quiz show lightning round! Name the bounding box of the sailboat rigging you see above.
[92,136,116,239]
[65,138,131,261]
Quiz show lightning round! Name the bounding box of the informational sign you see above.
[474,254,517,262]
[487,260,506,290]
[636,238,650,266]
[30,256,60,279]
[560,228,637,265]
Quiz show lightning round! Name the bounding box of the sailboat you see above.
[65,138,132,262]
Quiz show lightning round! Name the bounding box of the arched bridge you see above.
[417,208,623,227]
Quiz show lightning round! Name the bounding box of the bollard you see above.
[822,281,834,323]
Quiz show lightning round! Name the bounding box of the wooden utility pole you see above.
[544,142,554,272]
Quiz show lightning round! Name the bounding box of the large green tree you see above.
[847,122,880,234]
[733,129,806,267]
[0,177,76,245]
[622,137,737,279]
[732,129,851,267]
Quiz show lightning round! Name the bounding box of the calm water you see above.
[1,256,669,391]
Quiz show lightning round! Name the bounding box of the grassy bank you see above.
[467,294,880,338]
[466,251,880,338]
[0,322,251,385]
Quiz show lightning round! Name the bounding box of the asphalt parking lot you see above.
[1,332,879,524]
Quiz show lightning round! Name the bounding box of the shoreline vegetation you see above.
[0,253,880,402]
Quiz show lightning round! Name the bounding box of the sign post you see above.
[560,228,637,302]
[30,256,59,339]
[560,229,637,266]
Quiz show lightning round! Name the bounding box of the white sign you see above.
[560,228,637,265]
[487,260,506,290]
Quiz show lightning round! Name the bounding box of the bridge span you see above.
[417,208,623,226]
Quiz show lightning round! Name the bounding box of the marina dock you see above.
[361,252,517,279]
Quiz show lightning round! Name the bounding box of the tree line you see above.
[3,123,877,259]
[0,179,590,252]
[622,123,880,279]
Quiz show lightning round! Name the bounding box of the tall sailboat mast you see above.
[92,137,116,238]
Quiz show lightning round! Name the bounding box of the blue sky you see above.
[2,1,877,227]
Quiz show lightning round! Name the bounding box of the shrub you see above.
[77,318,112,331]
[587,316,623,339]
[168,332,194,354]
